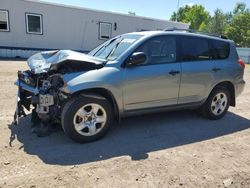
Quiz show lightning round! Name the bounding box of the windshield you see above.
[89,34,143,61]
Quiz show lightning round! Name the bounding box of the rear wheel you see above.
[201,87,230,120]
[62,95,114,143]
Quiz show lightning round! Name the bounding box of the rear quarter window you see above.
[180,36,211,62]
[210,40,230,60]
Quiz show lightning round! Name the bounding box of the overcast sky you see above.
[42,0,250,20]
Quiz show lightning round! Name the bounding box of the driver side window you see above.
[135,36,177,65]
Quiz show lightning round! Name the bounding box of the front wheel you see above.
[61,95,114,143]
[201,87,230,120]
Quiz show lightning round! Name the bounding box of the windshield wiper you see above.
[105,39,123,60]
[93,36,121,56]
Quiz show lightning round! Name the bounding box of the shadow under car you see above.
[8,110,250,166]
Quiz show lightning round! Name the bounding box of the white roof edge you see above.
[22,0,189,26]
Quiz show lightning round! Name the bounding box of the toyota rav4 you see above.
[15,29,245,143]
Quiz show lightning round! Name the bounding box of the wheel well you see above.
[72,88,120,119]
[213,81,235,107]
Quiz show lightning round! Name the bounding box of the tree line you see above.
[170,2,250,47]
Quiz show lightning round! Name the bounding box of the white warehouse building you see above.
[0,0,189,58]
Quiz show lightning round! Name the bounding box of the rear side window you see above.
[210,40,230,60]
[181,37,211,62]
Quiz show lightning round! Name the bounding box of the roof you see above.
[127,30,231,42]
[22,0,189,27]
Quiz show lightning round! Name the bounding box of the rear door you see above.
[209,39,232,81]
[178,36,214,104]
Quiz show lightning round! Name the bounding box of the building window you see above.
[25,13,43,35]
[0,10,10,32]
[99,22,112,40]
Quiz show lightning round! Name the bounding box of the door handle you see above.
[169,70,180,76]
[212,68,221,72]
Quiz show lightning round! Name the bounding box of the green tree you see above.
[225,12,233,24]
[170,4,210,31]
[225,2,250,47]
[226,11,250,47]
[170,5,192,22]
[233,2,247,14]
[170,2,250,47]
[206,9,228,35]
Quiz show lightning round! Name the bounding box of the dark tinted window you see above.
[136,36,176,65]
[181,37,211,62]
[211,40,230,60]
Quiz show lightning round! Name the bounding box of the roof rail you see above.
[164,28,228,39]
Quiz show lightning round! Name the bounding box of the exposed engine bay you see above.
[15,50,105,136]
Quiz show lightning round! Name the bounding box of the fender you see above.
[60,69,124,114]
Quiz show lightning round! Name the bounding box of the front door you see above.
[123,36,181,111]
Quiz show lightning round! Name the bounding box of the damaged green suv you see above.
[15,29,245,143]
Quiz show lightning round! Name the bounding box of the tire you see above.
[61,94,114,143]
[201,87,231,120]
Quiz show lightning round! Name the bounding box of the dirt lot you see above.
[0,60,249,188]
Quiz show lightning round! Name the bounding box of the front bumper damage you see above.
[14,50,105,136]
[15,72,36,123]
[15,71,68,136]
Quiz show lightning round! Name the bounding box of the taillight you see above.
[237,59,245,69]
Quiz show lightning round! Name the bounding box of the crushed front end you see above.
[15,70,69,135]
[14,50,105,136]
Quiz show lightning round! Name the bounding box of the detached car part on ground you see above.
[15,30,246,143]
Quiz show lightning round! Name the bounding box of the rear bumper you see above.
[235,79,245,97]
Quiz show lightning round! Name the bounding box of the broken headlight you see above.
[18,71,37,87]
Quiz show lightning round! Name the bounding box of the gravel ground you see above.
[0,60,249,188]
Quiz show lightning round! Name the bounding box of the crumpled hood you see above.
[27,50,106,74]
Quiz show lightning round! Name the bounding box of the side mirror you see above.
[127,52,147,67]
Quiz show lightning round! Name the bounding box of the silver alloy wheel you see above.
[211,92,228,116]
[73,103,107,136]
